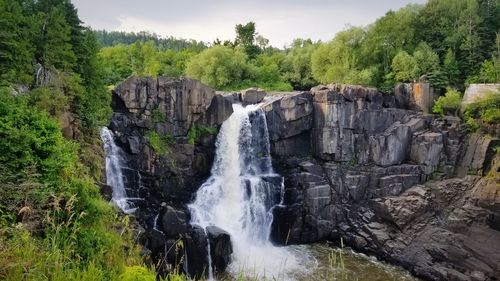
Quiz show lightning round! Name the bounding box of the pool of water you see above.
[218,243,419,281]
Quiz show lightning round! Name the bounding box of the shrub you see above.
[146,131,175,155]
[0,90,147,281]
[187,126,217,145]
[463,92,500,131]
[152,108,166,123]
[432,88,462,116]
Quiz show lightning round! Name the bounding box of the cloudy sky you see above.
[72,0,426,47]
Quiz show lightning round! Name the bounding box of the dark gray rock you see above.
[184,225,209,278]
[206,226,232,272]
[160,205,188,237]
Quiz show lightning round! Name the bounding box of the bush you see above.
[187,125,217,145]
[432,88,462,116]
[0,91,146,281]
[463,92,500,131]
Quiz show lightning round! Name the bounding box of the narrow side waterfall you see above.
[189,104,304,279]
[101,127,136,214]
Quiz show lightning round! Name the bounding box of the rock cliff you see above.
[265,84,500,281]
[106,77,499,281]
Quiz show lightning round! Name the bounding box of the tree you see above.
[235,22,261,59]
[38,7,76,70]
[391,51,418,82]
[0,0,34,85]
[99,44,133,85]
[413,42,440,77]
[185,45,252,90]
[311,27,375,86]
[443,48,461,86]
[282,39,318,90]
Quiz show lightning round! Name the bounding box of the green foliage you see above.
[391,51,419,82]
[432,88,462,116]
[118,266,156,281]
[28,87,69,117]
[464,92,500,130]
[235,22,261,59]
[0,0,34,85]
[185,45,253,90]
[187,125,217,145]
[146,131,175,155]
[37,7,76,70]
[443,48,461,87]
[152,108,166,123]
[0,91,76,182]
[311,27,375,86]
[413,41,440,77]
[93,30,207,51]
[467,59,500,83]
[282,39,318,90]
[0,91,146,281]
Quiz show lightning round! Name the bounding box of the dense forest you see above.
[96,0,499,92]
[0,0,499,280]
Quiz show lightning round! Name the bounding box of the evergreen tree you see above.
[0,0,34,85]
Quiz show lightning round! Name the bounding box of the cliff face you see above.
[107,77,499,281]
[108,76,233,222]
[265,85,500,281]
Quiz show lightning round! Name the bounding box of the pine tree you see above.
[0,0,34,85]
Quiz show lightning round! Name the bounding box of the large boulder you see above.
[184,225,209,278]
[206,226,233,272]
[241,88,266,105]
[160,205,188,237]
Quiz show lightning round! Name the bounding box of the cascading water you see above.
[189,104,306,279]
[101,127,137,214]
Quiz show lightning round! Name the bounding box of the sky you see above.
[72,0,427,48]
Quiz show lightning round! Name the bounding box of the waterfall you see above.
[101,127,137,214]
[188,104,302,279]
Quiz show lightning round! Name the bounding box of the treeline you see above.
[0,0,154,280]
[93,30,207,51]
[99,0,499,92]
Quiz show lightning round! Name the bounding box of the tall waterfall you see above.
[101,127,136,214]
[189,104,303,279]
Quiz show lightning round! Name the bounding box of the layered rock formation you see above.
[265,84,500,281]
[106,77,499,281]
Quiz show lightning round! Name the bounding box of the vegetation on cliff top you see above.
[97,0,499,93]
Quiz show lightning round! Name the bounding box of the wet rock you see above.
[206,226,232,272]
[184,225,209,279]
[160,205,188,237]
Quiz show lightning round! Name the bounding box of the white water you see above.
[189,104,307,280]
[101,127,137,214]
